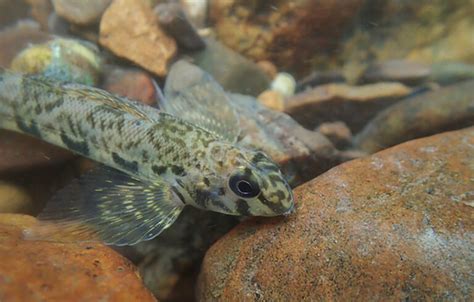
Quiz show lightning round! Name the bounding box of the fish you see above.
[0,61,294,246]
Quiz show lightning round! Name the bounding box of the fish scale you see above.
[0,61,294,246]
[0,73,211,181]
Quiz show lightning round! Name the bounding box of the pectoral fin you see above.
[161,60,240,142]
[24,166,184,246]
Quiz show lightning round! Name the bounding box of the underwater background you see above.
[0,0,473,301]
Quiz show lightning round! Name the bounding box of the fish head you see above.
[194,142,294,216]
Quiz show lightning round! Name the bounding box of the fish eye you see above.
[229,173,260,198]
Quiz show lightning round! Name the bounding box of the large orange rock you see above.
[0,214,157,301]
[99,0,176,77]
[198,127,474,301]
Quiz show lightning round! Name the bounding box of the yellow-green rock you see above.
[10,38,102,85]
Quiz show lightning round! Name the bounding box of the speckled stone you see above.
[0,214,157,301]
[198,127,474,301]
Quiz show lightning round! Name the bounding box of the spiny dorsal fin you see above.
[24,165,184,246]
[17,73,161,122]
[161,60,240,143]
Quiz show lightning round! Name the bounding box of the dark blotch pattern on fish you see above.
[16,119,42,138]
[60,132,89,156]
[112,152,138,173]
[236,199,251,216]
[171,165,186,177]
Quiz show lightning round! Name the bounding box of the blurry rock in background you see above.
[99,0,177,77]
[10,37,103,86]
[52,0,111,26]
[102,65,158,107]
[0,21,50,67]
[342,0,474,83]
[209,0,365,77]
[0,0,30,28]
[316,121,353,149]
[179,0,207,28]
[284,82,413,133]
[189,38,271,96]
[154,2,205,51]
[355,80,474,153]
[360,59,431,85]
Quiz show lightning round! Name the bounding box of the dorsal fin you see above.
[160,60,240,142]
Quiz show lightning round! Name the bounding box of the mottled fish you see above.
[0,61,294,245]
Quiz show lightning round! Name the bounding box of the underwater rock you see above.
[271,72,296,98]
[0,130,73,174]
[296,70,345,92]
[256,60,278,79]
[198,127,474,301]
[154,2,205,51]
[189,38,270,97]
[26,0,53,30]
[355,80,474,153]
[430,61,474,85]
[209,0,364,76]
[285,82,412,133]
[47,12,70,36]
[316,121,352,149]
[362,59,431,85]
[102,66,157,107]
[341,1,474,80]
[0,0,30,28]
[0,214,156,301]
[126,207,239,301]
[0,21,50,68]
[52,0,111,25]
[10,37,102,86]
[257,90,285,111]
[0,182,33,214]
[99,0,176,77]
[180,0,207,28]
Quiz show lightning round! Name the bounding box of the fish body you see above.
[0,63,294,245]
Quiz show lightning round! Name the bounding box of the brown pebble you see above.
[257,90,285,111]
